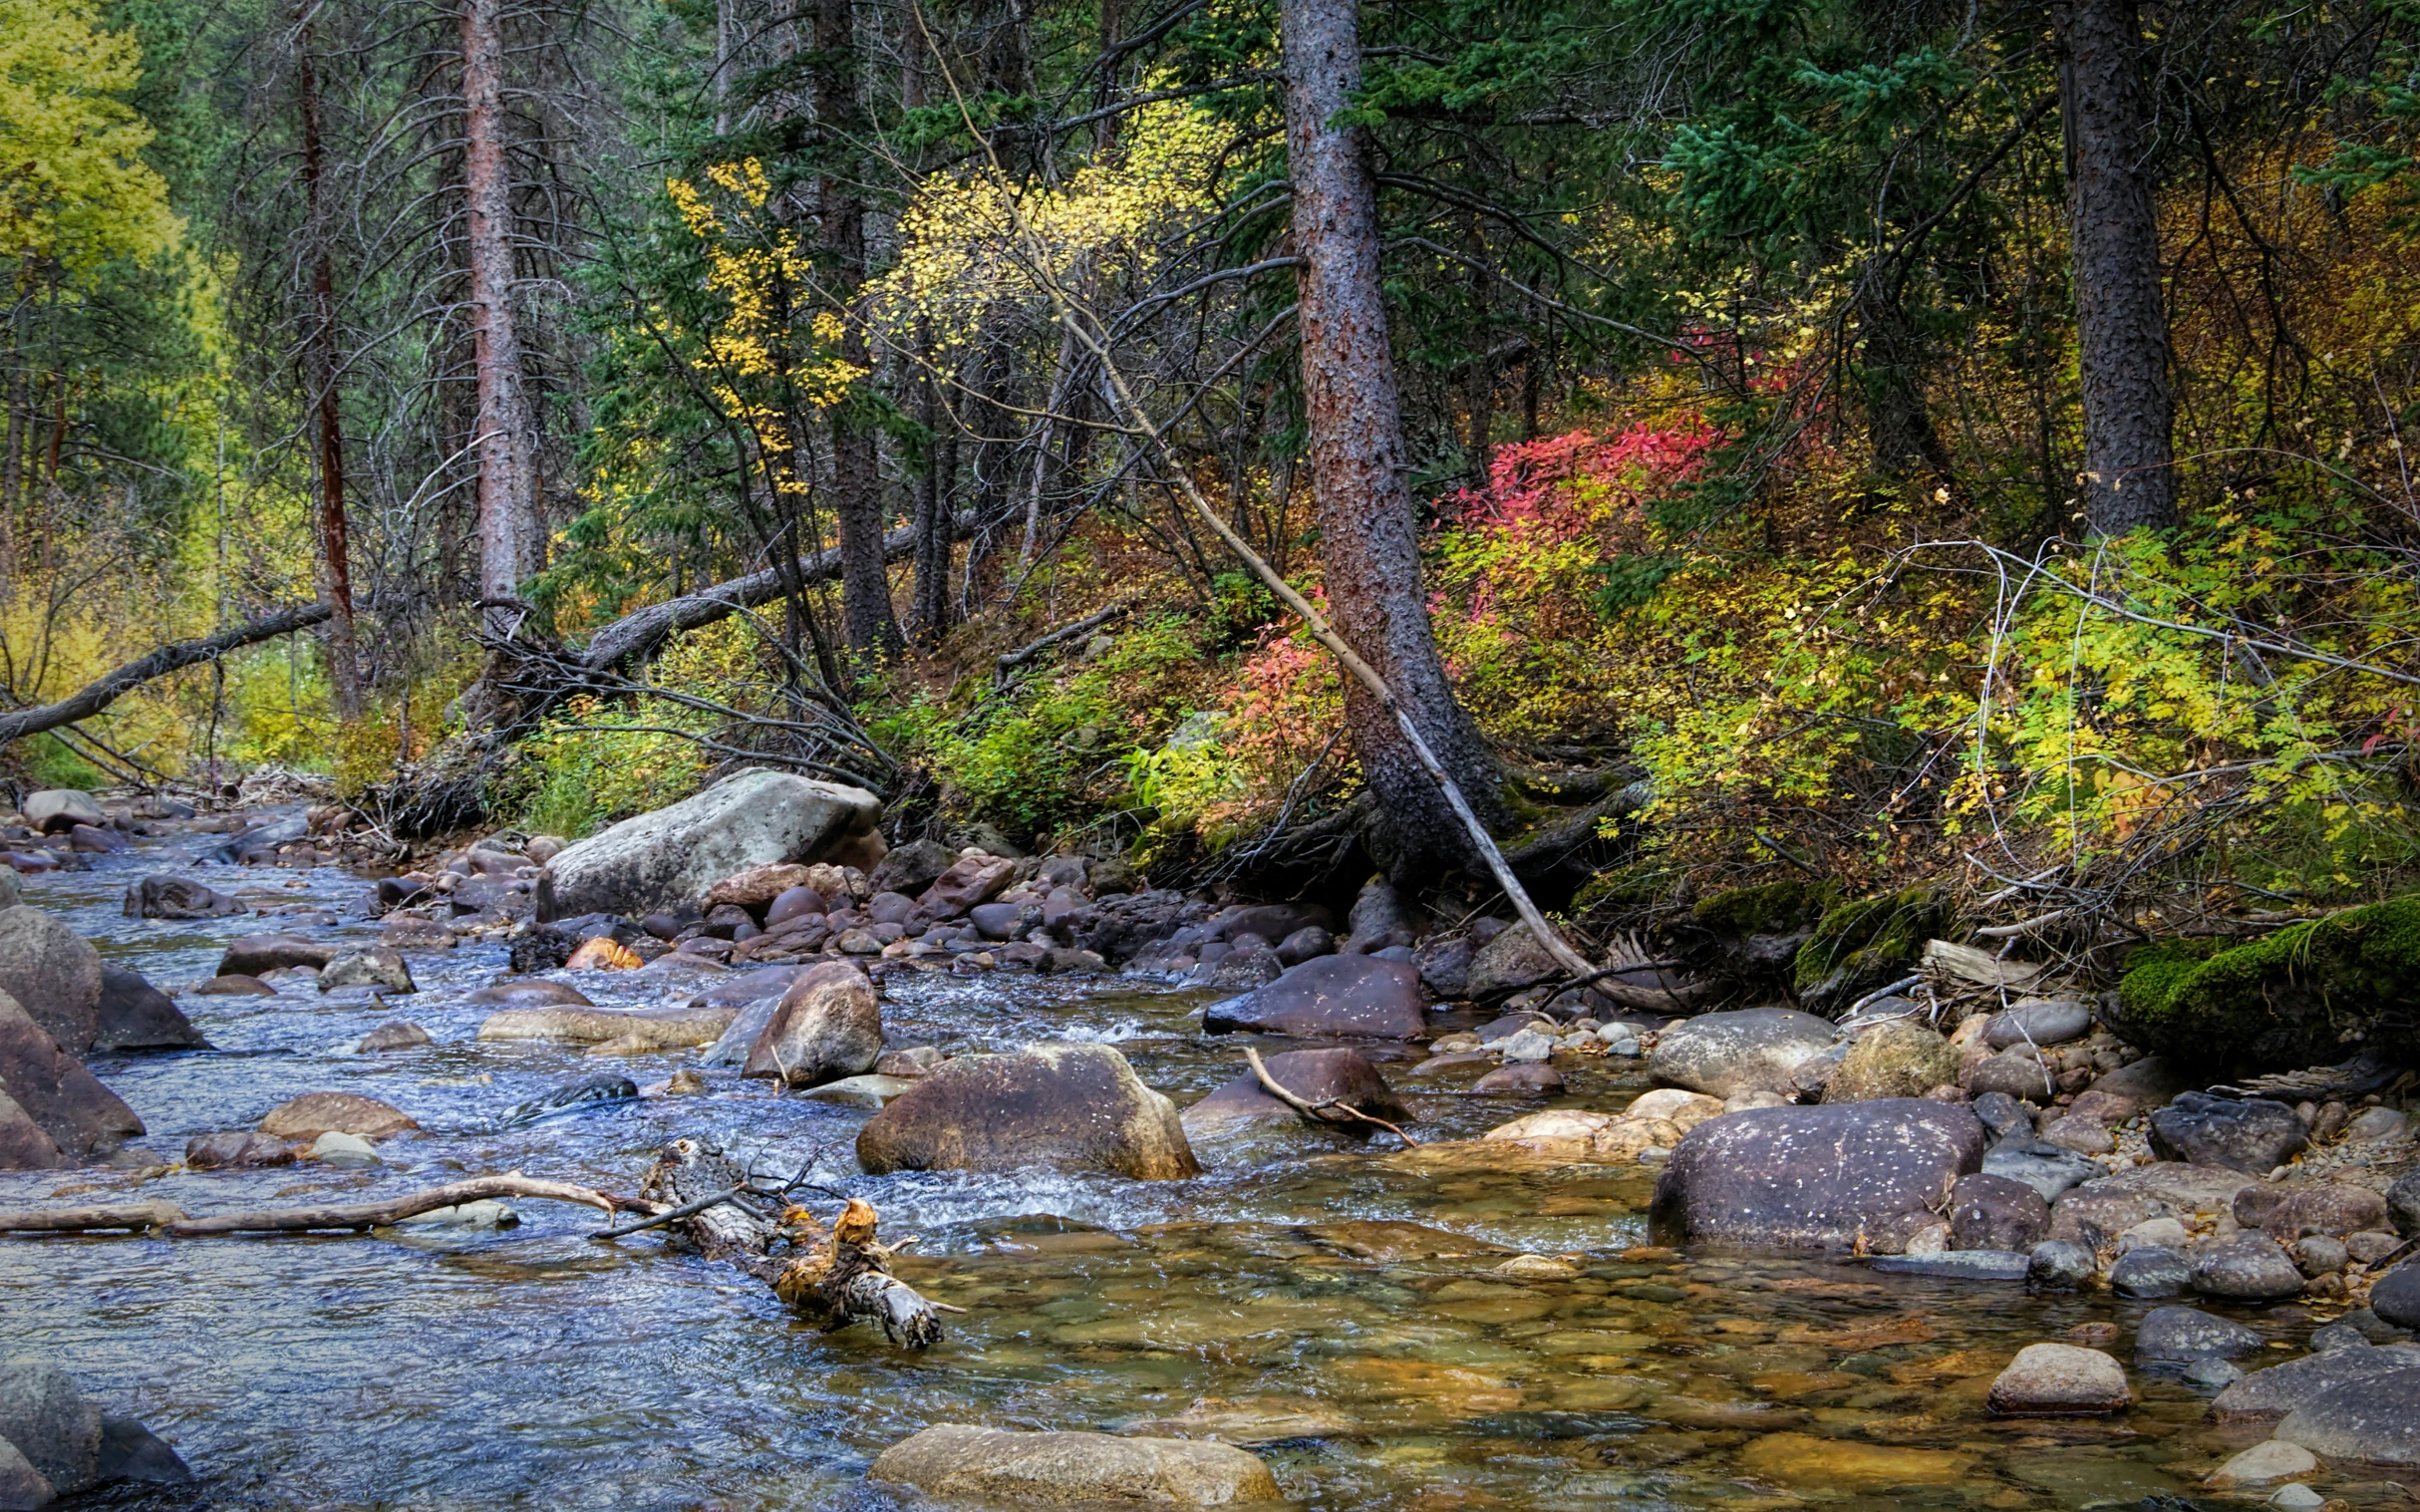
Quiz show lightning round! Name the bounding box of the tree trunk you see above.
[910,322,955,646]
[1853,275,1953,490]
[298,0,362,718]
[2056,0,2176,536]
[1281,0,1505,866]
[816,0,902,661]
[462,0,538,630]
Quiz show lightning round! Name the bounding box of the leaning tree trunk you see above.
[816,0,903,662]
[2056,0,2177,536]
[1281,0,1507,864]
[462,0,538,630]
[298,0,361,717]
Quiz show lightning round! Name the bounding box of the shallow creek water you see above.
[0,824,2364,1510]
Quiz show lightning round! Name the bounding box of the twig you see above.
[0,1176,656,1238]
[993,600,1134,689]
[590,1182,753,1240]
[1243,1047,1419,1145]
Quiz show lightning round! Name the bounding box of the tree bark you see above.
[2055,0,2177,536]
[1281,0,1506,865]
[462,0,538,630]
[815,0,903,661]
[298,0,362,717]
[910,322,955,646]
[1853,275,1953,489]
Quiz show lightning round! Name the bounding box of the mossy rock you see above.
[1791,884,1951,1015]
[2114,898,2420,1071]
[1693,880,1841,939]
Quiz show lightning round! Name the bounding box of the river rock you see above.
[916,855,1017,919]
[1414,936,1474,999]
[1181,1049,1408,1139]
[183,1131,294,1169]
[2077,1056,2189,1117]
[2193,1237,2306,1301]
[1984,999,2094,1050]
[0,1359,101,1496]
[867,1423,1279,1505]
[1948,1172,2049,1252]
[94,1415,189,1485]
[700,862,816,912]
[2206,1439,2317,1487]
[215,934,335,978]
[91,966,204,1053]
[2263,1183,2390,1242]
[1201,955,1426,1040]
[2212,1343,2420,1421]
[868,839,953,899]
[0,907,103,1056]
[311,1130,379,1167]
[2048,1162,2259,1247]
[257,1091,417,1140]
[121,875,243,920]
[857,1044,1198,1180]
[23,792,102,834]
[2372,1263,2420,1330]
[1868,1250,2031,1280]
[1276,926,1333,966]
[1648,1008,1835,1098]
[1966,1046,2056,1102]
[1985,1343,2130,1415]
[318,946,414,994]
[536,770,882,921]
[2276,1357,2420,1463]
[1981,1140,2100,1204]
[2150,1092,2308,1173]
[0,1086,62,1170]
[476,1005,734,1051]
[2136,1306,2264,1362]
[1649,1097,1984,1250]
[356,1021,432,1053]
[741,963,880,1086]
[2109,1247,2193,1299]
[1471,1061,1563,1093]
[0,991,141,1163]
[1464,922,1561,999]
[1826,1021,1959,1102]
[2392,1172,2420,1238]
[2028,1239,2095,1288]
[797,1073,917,1108]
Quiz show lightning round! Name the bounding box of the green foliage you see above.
[2116,898,2420,1068]
[22,735,105,790]
[1792,883,1947,1003]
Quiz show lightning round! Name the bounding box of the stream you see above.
[0,818,2329,1510]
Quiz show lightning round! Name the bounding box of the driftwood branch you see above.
[994,600,1134,689]
[0,602,335,747]
[0,1176,654,1238]
[1244,1047,1419,1145]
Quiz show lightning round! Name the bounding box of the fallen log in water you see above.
[641,1137,951,1348]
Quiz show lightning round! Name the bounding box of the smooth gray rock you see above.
[0,1360,100,1496]
[1869,1250,2030,1280]
[1647,1008,1836,1099]
[1464,921,1561,998]
[2210,1343,2420,1421]
[0,908,102,1057]
[2028,1239,2096,1288]
[536,770,882,921]
[2182,1359,2243,1389]
[2277,1357,2420,1463]
[2149,1092,2308,1174]
[2193,1237,2306,1302]
[1984,999,2093,1050]
[22,791,102,834]
[2373,1262,2420,1330]
[94,1416,190,1485]
[2310,1324,2371,1354]
[1649,1097,1985,1251]
[867,1423,1280,1505]
[318,946,415,994]
[1981,1140,2101,1203]
[1949,1172,2050,1252]
[121,875,243,920]
[2109,1246,2193,1299]
[2388,1170,2420,1238]
[2134,1306,2264,1362]
[1202,954,1427,1040]
[1966,1046,2055,1102]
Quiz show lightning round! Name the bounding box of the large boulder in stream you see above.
[534,769,883,922]
[256,1091,418,1141]
[215,935,335,978]
[0,908,103,1057]
[857,1044,1200,1180]
[740,962,881,1086]
[1181,1048,1408,1141]
[121,876,243,920]
[869,1424,1279,1506]
[1201,955,1427,1040]
[91,967,205,1053]
[1647,1008,1835,1099]
[22,791,103,835]
[0,991,142,1166]
[1650,1098,1986,1251]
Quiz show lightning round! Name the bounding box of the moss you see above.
[1570,863,1685,917]
[1791,883,1951,1008]
[1692,879,1841,938]
[2115,897,2420,1069]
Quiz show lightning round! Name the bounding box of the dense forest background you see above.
[7,0,2420,936]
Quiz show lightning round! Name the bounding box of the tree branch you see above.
[0,602,336,747]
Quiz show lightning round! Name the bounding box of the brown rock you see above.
[866,1424,1279,1505]
[0,990,142,1162]
[857,1044,1199,1180]
[216,934,336,977]
[742,962,881,1086]
[701,862,816,912]
[257,1091,419,1141]
[1826,1021,1960,1103]
[1985,1344,2131,1415]
[184,1131,295,1169]
[1181,1048,1411,1137]
[916,855,1017,919]
[0,905,104,1055]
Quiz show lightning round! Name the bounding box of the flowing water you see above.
[0,820,2355,1509]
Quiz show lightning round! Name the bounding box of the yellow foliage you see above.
[0,0,180,271]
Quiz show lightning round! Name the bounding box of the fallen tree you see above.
[0,601,335,748]
[0,1174,647,1236]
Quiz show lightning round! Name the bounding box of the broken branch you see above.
[1244,1047,1420,1145]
